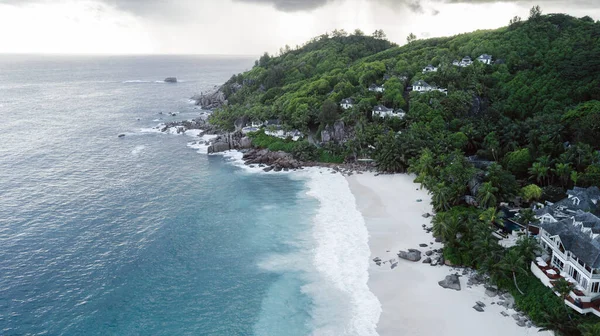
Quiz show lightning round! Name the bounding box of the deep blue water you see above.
[0,55,319,335]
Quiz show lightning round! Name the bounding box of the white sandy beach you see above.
[347,172,551,336]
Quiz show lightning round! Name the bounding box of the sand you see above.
[346,172,552,336]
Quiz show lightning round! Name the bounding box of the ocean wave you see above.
[302,169,381,336]
[123,80,151,83]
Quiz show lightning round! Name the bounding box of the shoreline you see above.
[159,123,552,335]
[346,172,551,336]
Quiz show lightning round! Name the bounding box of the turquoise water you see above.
[0,55,322,335]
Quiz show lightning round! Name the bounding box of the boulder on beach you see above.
[473,305,484,312]
[438,274,461,291]
[422,257,432,264]
[164,77,177,83]
[485,287,498,297]
[422,213,431,218]
[398,249,421,262]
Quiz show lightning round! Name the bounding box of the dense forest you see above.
[210,8,600,335]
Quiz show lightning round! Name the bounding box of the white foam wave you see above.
[131,145,146,156]
[302,169,381,336]
[123,80,151,83]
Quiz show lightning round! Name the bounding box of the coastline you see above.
[169,123,553,335]
[347,172,551,336]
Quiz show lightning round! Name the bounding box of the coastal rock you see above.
[164,77,177,83]
[422,257,432,264]
[208,141,230,154]
[501,311,509,317]
[191,87,227,110]
[438,274,461,291]
[476,301,486,308]
[263,167,274,172]
[516,320,526,327]
[373,257,382,263]
[485,287,498,298]
[390,262,398,269]
[419,243,428,247]
[398,249,421,262]
[234,116,249,131]
[473,305,484,312]
[425,250,433,256]
[118,133,125,138]
[422,213,431,218]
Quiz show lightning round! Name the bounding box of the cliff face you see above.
[191,87,227,110]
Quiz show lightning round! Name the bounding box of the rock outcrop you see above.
[191,87,227,110]
[321,120,348,143]
[438,274,461,291]
[207,131,253,154]
[242,148,302,170]
[164,77,177,83]
[398,249,421,262]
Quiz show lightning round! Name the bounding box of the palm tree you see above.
[553,162,572,188]
[477,182,498,209]
[430,182,451,212]
[498,249,528,295]
[529,162,549,186]
[514,236,541,264]
[579,323,600,336]
[570,171,580,187]
[553,278,575,317]
[432,211,463,247]
[479,207,505,228]
[517,208,539,237]
[537,306,580,335]
[472,223,504,274]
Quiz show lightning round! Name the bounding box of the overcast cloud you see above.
[0,0,598,54]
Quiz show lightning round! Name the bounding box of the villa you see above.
[412,80,448,95]
[412,80,432,92]
[368,84,385,93]
[372,106,405,119]
[477,54,493,65]
[531,186,600,317]
[422,64,438,73]
[453,56,473,67]
[340,98,355,110]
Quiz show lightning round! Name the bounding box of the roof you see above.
[462,56,472,61]
[413,80,430,87]
[372,105,393,112]
[542,220,600,268]
[340,98,354,104]
[369,84,382,88]
[574,210,600,234]
[265,119,281,126]
[394,108,405,114]
[478,54,492,59]
[424,64,436,69]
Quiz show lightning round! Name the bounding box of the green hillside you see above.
[210,9,600,335]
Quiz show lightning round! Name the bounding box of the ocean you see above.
[0,55,379,336]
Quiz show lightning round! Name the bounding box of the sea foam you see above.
[300,169,381,336]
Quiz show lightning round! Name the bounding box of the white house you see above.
[531,186,600,317]
[250,120,263,128]
[453,56,473,67]
[264,129,304,141]
[422,64,438,73]
[340,98,355,110]
[477,54,493,65]
[412,80,447,94]
[368,84,385,93]
[412,80,432,92]
[372,106,406,119]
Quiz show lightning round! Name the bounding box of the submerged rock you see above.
[164,77,178,83]
[473,305,484,312]
[118,133,125,138]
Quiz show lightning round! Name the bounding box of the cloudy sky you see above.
[0,0,598,55]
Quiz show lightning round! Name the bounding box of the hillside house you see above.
[477,54,493,65]
[412,80,432,92]
[453,56,473,67]
[372,106,405,119]
[340,98,355,110]
[531,186,600,317]
[422,64,438,73]
[368,84,385,93]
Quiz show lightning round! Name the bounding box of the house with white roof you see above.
[531,186,600,317]
[340,98,355,110]
[477,54,493,65]
[422,64,438,73]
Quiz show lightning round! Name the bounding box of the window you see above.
[552,256,564,270]
[592,282,600,293]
